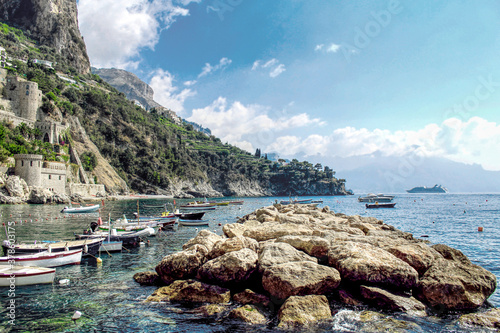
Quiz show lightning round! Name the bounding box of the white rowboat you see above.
[0,249,82,267]
[0,266,56,286]
[61,204,100,213]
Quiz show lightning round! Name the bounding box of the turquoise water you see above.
[0,194,498,332]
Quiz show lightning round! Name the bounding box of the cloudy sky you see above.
[77,0,500,172]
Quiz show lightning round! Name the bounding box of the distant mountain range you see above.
[329,154,500,194]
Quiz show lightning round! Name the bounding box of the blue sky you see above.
[77,0,500,172]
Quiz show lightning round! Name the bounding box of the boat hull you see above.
[174,212,205,220]
[99,241,123,252]
[2,238,104,257]
[61,204,100,213]
[178,220,209,226]
[0,266,56,286]
[366,203,396,208]
[0,249,82,267]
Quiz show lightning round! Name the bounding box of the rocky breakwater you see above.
[138,204,498,330]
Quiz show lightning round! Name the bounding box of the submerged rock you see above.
[133,271,161,286]
[458,308,500,329]
[229,305,268,325]
[146,279,230,304]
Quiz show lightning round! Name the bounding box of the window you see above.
[49,175,51,180]
[26,91,29,95]
[30,161,32,167]
[59,176,61,180]
[26,85,29,89]
[21,161,24,167]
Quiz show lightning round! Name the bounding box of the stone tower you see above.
[14,154,43,187]
[5,76,42,122]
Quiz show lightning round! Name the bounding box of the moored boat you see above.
[0,266,56,286]
[179,205,216,210]
[178,220,209,226]
[2,238,104,257]
[0,249,82,267]
[366,202,396,209]
[229,200,244,205]
[61,204,100,213]
[358,193,394,202]
[279,198,313,205]
[173,211,205,220]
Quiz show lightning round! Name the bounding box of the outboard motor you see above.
[90,222,98,232]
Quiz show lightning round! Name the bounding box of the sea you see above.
[0,193,498,332]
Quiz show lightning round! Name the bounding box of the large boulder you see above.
[208,236,258,259]
[243,222,314,242]
[258,242,317,273]
[223,223,248,238]
[328,242,419,290]
[415,258,497,311]
[183,230,223,253]
[155,244,208,284]
[5,176,25,197]
[359,285,427,317]
[28,187,52,204]
[385,242,441,276]
[278,295,332,328]
[229,305,268,325]
[146,279,230,303]
[275,235,330,260]
[196,248,258,286]
[262,261,341,300]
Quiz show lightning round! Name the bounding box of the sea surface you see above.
[0,193,498,332]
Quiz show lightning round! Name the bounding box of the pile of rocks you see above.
[136,204,498,329]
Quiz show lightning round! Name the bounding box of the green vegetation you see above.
[0,22,345,194]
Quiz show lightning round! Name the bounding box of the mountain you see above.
[92,68,161,111]
[329,154,500,194]
[0,0,90,74]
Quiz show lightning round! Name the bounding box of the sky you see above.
[77,0,500,173]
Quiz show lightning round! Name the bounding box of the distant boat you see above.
[358,194,394,202]
[61,204,100,213]
[178,220,209,226]
[279,198,313,205]
[407,184,448,193]
[366,202,396,209]
[0,266,56,286]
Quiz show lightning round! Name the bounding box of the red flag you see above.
[173,200,176,206]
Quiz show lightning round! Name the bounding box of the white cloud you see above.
[327,43,341,53]
[187,97,324,152]
[198,57,232,78]
[78,0,198,69]
[315,42,341,54]
[265,117,500,171]
[252,58,286,78]
[149,68,196,113]
[184,80,197,86]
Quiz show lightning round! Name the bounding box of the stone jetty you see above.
[136,204,498,329]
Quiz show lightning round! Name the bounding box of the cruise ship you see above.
[406,184,448,193]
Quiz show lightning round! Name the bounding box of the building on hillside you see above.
[32,59,54,69]
[14,154,66,194]
[0,46,6,68]
[154,106,183,125]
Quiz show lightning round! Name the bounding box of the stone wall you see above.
[69,183,105,197]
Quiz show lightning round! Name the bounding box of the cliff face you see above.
[92,68,161,111]
[0,0,91,74]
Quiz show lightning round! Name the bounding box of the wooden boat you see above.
[173,211,205,220]
[229,201,244,205]
[178,220,209,226]
[0,266,56,286]
[0,249,82,267]
[365,202,396,209]
[99,241,123,252]
[2,238,104,257]
[132,212,175,220]
[61,204,100,213]
[75,229,146,248]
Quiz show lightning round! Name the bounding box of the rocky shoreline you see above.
[134,204,499,330]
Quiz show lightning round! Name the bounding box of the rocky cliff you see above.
[0,0,90,74]
[92,67,161,111]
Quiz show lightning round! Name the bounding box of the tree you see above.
[255,148,261,158]
[314,163,323,171]
[81,151,98,171]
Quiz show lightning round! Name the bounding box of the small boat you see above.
[132,212,175,220]
[179,205,216,210]
[0,249,82,267]
[358,194,395,203]
[229,201,244,205]
[279,198,313,205]
[178,220,209,226]
[61,204,100,213]
[173,211,205,220]
[366,203,396,209]
[2,238,104,257]
[99,241,123,252]
[75,228,146,248]
[0,266,56,286]
[143,203,167,208]
[310,199,323,203]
